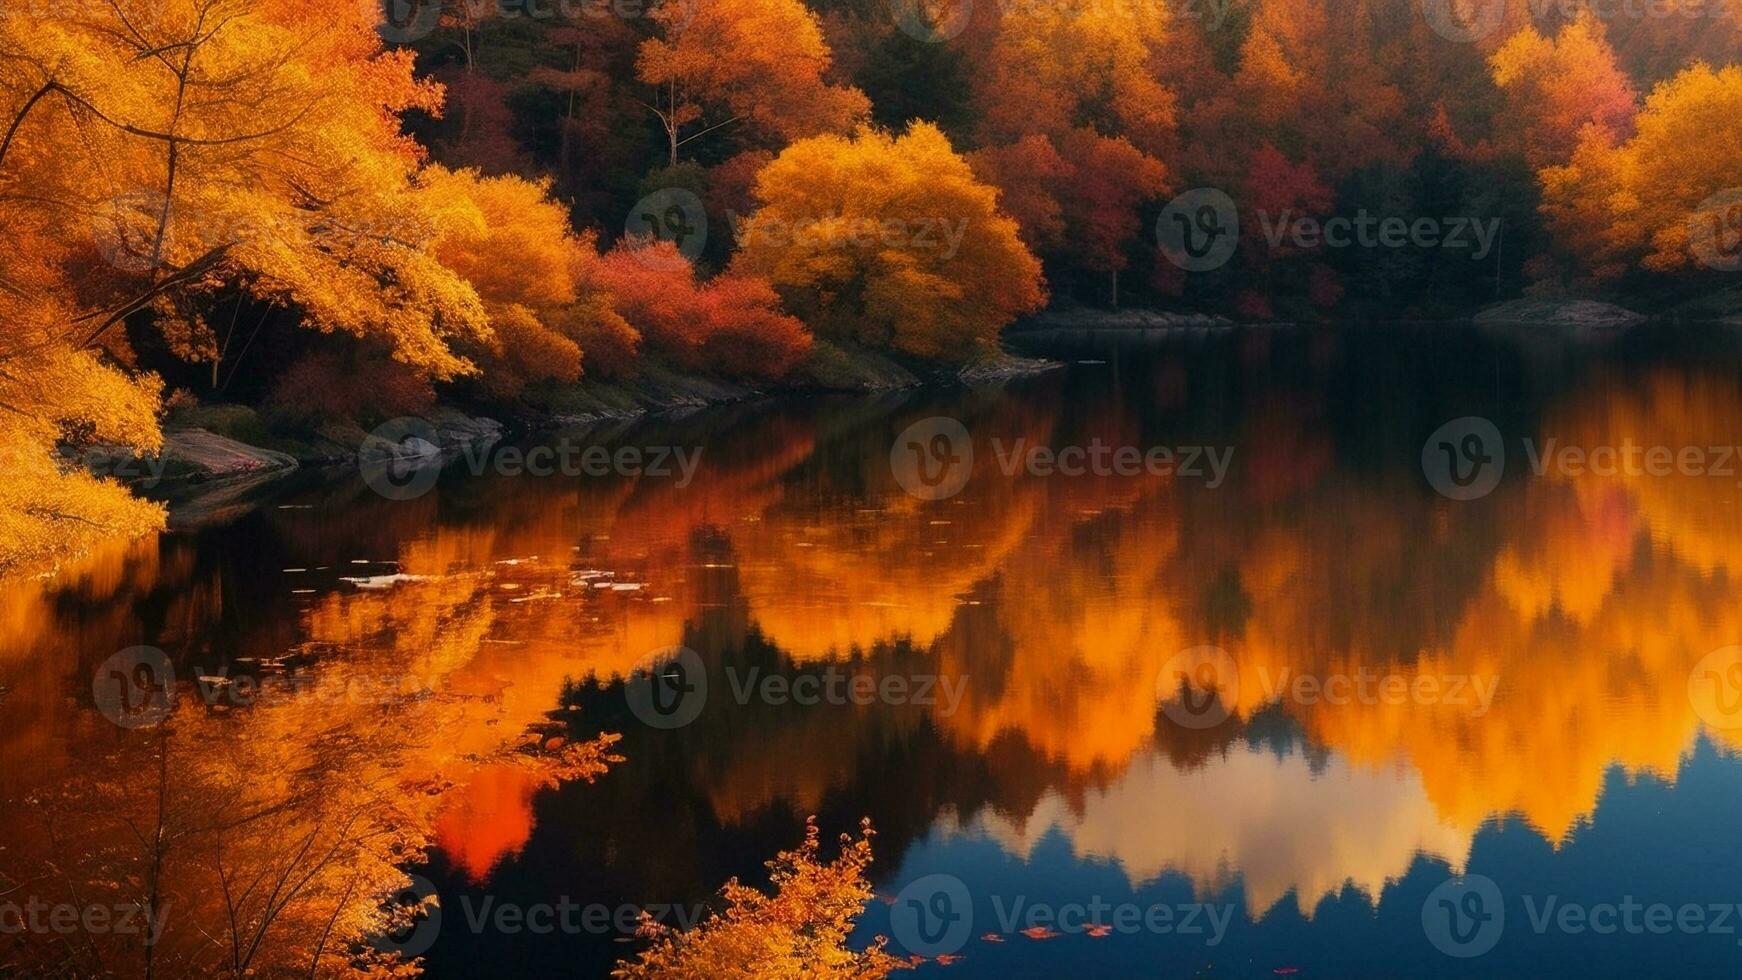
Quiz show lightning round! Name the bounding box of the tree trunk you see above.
[667,79,679,168]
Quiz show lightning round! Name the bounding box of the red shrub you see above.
[598,242,812,380]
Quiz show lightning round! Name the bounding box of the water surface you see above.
[6,324,1742,977]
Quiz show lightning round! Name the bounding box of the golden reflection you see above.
[7,363,1742,971]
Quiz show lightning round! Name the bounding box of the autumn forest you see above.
[3,0,1742,573]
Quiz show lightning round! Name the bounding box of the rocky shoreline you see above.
[85,344,1063,497]
[90,297,1725,498]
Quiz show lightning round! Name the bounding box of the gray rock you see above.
[75,428,299,485]
[1473,298,1645,328]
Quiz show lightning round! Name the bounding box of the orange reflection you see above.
[8,363,1742,971]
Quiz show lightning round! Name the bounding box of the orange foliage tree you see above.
[731,122,1044,359]
[613,819,903,979]
[965,0,1174,303]
[637,0,870,166]
[1489,13,1637,169]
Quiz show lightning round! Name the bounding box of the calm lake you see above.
[6,323,1742,978]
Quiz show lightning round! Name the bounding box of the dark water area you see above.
[7,322,1742,977]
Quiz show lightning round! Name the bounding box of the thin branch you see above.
[70,244,233,351]
[0,81,56,177]
[676,115,741,147]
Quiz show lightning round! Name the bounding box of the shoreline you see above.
[106,345,1065,507]
[102,297,1738,505]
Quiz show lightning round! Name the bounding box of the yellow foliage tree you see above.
[421,167,634,396]
[731,122,1044,359]
[0,0,496,379]
[0,254,167,575]
[1539,62,1742,278]
[0,0,582,571]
